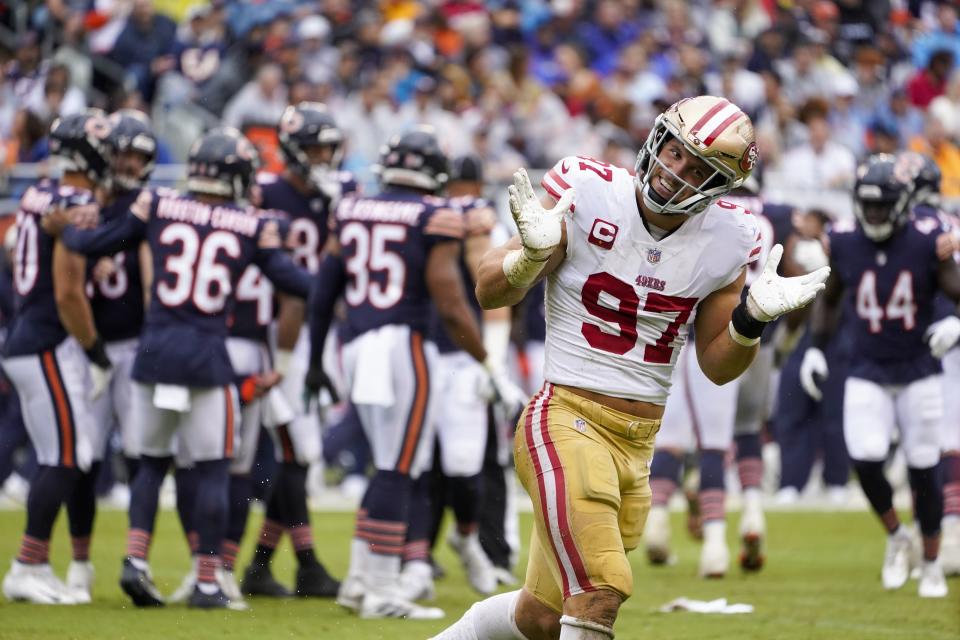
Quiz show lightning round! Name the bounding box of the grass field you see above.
[0,508,957,640]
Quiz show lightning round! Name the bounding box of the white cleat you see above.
[335,575,365,612]
[447,530,497,596]
[399,560,436,601]
[882,528,912,590]
[169,564,197,604]
[3,561,77,605]
[699,521,730,578]
[218,569,247,609]
[739,490,766,572]
[940,518,960,576]
[492,566,518,587]
[360,590,445,620]
[644,505,674,565]
[918,560,949,598]
[66,561,94,604]
[2,473,29,505]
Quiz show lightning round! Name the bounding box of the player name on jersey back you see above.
[540,156,760,405]
[154,196,259,237]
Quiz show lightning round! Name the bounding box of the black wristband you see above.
[731,301,767,340]
[84,337,111,369]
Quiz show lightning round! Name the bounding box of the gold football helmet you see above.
[635,95,757,216]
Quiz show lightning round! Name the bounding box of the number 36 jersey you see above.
[539,156,761,405]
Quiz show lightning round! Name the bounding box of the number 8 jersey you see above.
[539,156,761,404]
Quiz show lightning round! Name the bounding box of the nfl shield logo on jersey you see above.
[647,248,661,265]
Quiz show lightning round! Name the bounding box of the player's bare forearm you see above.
[428,241,486,362]
[53,243,97,349]
[276,294,305,351]
[476,234,565,310]
[694,271,757,385]
[936,255,960,305]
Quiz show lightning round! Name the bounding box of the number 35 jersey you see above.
[829,216,943,385]
[332,189,464,343]
[539,156,761,405]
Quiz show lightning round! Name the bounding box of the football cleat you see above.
[188,582,230,609]
[492,566,518,587]
[738,491,766,572]
[447,530,497,596]
[65,560,94,604]
[3,561,77,605]
[939,517,960,576]
[295,563,341,598]
[219,569,247,607]
[335,575,365,612]
[699,521,730,578]
[881,528,912,590]
[241,564,292,598]
[168,561,196,603]
[119,557,164,607]
[399,560,437,602]
[917,560,948,598]
[644,505,674,565]
[360,590,445,620]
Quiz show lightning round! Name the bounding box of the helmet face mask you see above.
[635,96,756,216]
[108,109,157,192]
[853,154,913,243]
[278,102,344,193]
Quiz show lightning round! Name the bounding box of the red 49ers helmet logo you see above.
[739,141,759,173]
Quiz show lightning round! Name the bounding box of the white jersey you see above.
[539,156,761,404]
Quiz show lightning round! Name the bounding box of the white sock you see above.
[346,538,367,580]
[431,590,526,640]
[558,615,614,639]
[367,551,401,592]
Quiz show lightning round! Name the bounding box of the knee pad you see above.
[558,615,614,639]
[908,466,944,537]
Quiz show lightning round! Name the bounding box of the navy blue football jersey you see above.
[228,212,291,344]
[258,172,357,274]
[87,189,144,343]
[830,215,945,384]
[333,189,465,343]
[4,181,98,357]
[61,189,311,387]
[429,195,496,354]
[524,279,547,344]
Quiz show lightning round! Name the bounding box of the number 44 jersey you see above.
[829,215,945,385]
[539,156,761,405]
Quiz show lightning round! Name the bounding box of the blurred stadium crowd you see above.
[0,0,958,215]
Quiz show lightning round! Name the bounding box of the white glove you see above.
[481,361,528,418]
[799,347,829,402]
[746,244,830,322]
[89,364,112,401]
[508,168,575,261]
[926,315,960,359]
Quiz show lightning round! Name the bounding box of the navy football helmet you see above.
[277,102,343,191]
[48,110,114,185]
[377,125,449,193]
[108,109,157,191]
[186,127,260,201]
[853,154,913,242]
[897,150,942,209]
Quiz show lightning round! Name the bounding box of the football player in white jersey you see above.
[431,95,830,640]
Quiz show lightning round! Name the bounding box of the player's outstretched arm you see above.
[695,270,758,385]
[927,254,960,358]
[305,241,347,400]
[428,240,486,363]
[475,168,572,309]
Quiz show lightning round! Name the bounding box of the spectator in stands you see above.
[866,117,902,155]
[222,62,287,130]
[906,48,954,109]
[23,64,86,123]
[929,70,960,140]
[9,109,47,164]
[776,98,857,217]
[108,0,177,103]
[909,113,960,198]
[5,31,46,105]
[876,86,926,142]
[911,3,960,70]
